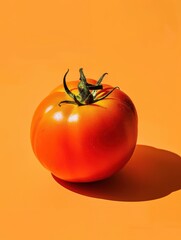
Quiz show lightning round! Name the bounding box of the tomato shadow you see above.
[52,145,181,201]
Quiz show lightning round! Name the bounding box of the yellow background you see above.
[0,0,181,239]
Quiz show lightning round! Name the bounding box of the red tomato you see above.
[30,69,138,182]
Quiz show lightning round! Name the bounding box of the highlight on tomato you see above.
[30,68,138,182]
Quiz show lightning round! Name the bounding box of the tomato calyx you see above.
[58,68,119,106]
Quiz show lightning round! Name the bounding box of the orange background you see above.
[0,0,181,239]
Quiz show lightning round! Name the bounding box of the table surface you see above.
[0,1,181,239]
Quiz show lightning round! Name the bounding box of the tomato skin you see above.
[31,79,138,182]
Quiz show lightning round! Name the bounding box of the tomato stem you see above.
[59,68,119,106]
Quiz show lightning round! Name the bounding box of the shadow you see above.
[52,145,181,201]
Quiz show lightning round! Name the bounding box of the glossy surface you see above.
[31,80,138,182]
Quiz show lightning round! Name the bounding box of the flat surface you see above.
[0,1,181,239]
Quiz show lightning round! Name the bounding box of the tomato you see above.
[30,69,138,182]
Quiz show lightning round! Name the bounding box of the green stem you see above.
[59,68,118,106]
